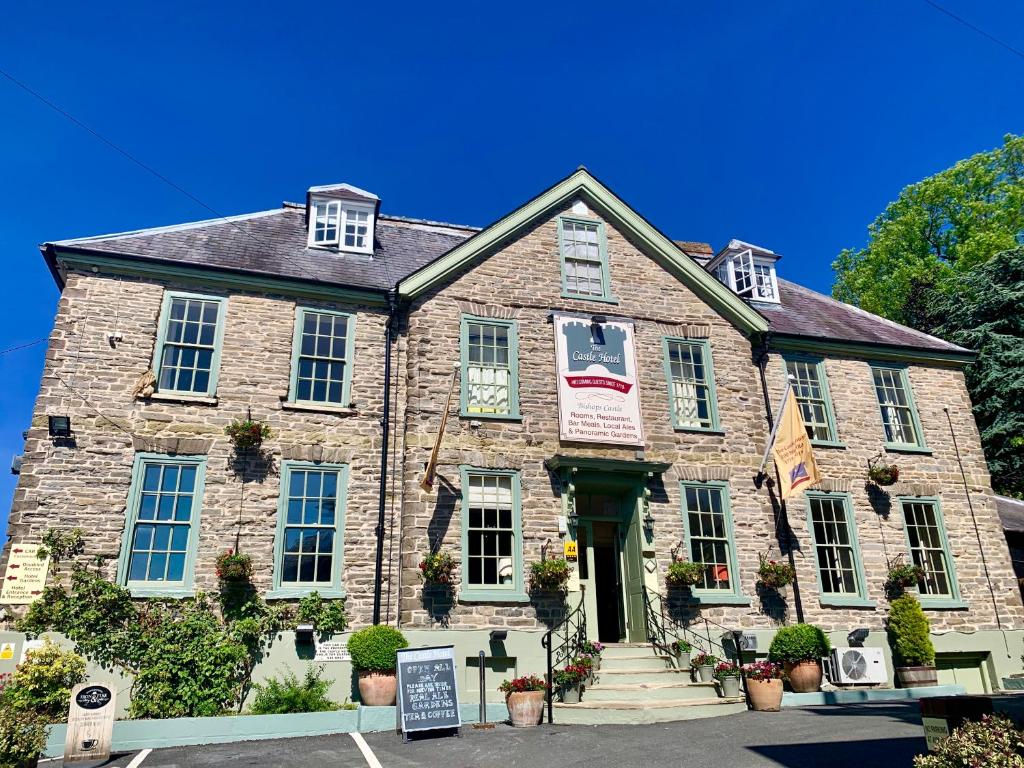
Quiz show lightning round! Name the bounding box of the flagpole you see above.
[421,362,460,492]
[755,374,796,484]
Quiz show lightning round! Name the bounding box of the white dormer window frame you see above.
[308,198,375,254]
[716,248,779,303]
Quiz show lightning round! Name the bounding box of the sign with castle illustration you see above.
[553,314,645,446]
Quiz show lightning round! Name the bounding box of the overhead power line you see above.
[923,0,1024,62]
[0,338,47,356]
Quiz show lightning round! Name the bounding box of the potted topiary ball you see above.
[768,624,831,693]
[887,593,937,687]
[347,625,409,706]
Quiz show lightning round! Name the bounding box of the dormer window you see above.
[306,183,379,254]
[709,240,780,304]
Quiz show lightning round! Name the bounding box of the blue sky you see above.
[1,0,1021,535]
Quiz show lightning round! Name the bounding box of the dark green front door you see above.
[621,489,647,643]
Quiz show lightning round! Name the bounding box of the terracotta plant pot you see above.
[896,666,938,688]
[747,678,783,711]
[784,660,823,693]
[506,690,546,727]
[697,664,715,682]
[358,670,398,706]
[559,685,581,704]
[719,676,741,698]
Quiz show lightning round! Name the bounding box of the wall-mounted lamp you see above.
[48,415,73,438]
[847,628,870,647]
[295,624,315,644]
[489,629,508,642]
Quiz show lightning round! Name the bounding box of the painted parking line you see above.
[350,732,383,768]
[125,748,152,768]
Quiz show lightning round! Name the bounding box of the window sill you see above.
[459,412,524,422]
[672,427,725,436]
[459,589,530,603]
[688,592,751,606]
[559,291,619,305]
[819,597,876,609]
[919,598,969,610]
[266,587,347,600]
[280,400,357,416]
[811,440,847,450]
[884,444,932,455]
[144,391,218,406]
[125,585,194,599]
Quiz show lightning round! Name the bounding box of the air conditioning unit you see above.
[828,647,887,685]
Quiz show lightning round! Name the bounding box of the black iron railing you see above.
[642,587,742,674]
[541,588,587,724]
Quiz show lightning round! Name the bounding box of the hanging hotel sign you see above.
[553,314,644,446]
[0,544,49,605]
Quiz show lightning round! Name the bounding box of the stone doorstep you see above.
[587,681,717,692]
[553,696,745,710]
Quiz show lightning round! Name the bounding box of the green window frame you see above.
[269,461,349,599]
[662,337,721,432]
[805,492,872,607]
[288,307,356,407]
[870,363,928,452]
[152,291,227,397]
[116,453,206,598]
[900,496,966,609]
[680,481,748,605]
[459,315,520,419]
[784,354,842,447]
[558,215,616,303]
[459,466,527,602]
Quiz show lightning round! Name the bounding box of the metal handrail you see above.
[642,587,730,662]
[541,589,587,724]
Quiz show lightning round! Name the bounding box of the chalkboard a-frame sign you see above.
[396,645,461,739]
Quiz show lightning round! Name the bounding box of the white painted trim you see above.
[51,208,289,245]
[350,732,383,768]
[307,182,379,200]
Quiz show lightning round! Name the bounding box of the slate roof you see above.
[44,201,970,356]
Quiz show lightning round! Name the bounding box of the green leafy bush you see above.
[295,592,347,635]
[887,593,935,666]
[768,624,831,664]
[249,666,339,715]
[914,715,1024,768]
[0,639,86,720]
[0,709,49,768]
[347,626,408,673]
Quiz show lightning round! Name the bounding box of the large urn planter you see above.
[896,665,938,688]
[506,691,546,727]
[747,679,784,711]
[358,671,398,706]
[784,660,823,693]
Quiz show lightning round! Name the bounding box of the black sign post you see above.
[396,645,461,741]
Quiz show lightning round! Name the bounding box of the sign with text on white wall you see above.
[553,314,645,446]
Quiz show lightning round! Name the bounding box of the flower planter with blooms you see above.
[692,652,719,683]
[887,562,925,590]
[553,664,589,704]
[581,640,604,670]
[742,661,785,711]
[757,554,796,590]
[529,558,571,593]
[499,675,548,727]
[419,551,456,586]
[665,559,704,589]
[215,550,253,582]
[868,463,900,487]
[714,661,742,698]
[671,639,693,668]
[224,419,271,451]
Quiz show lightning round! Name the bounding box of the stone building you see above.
[4,170,1022,710]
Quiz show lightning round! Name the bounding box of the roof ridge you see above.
[378,213,481,232]
[50,207,290,246]
[775,277,969,352]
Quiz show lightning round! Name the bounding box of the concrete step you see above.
[599,655,669,672]
[551,697,747,725]
[596,669,694,684]
[584,680,720,702]
[598,643,655,659]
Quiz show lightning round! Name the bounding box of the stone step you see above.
[551,698,747,725]
[596,669,694,685]
[598,643,655,659]
[599,655,670,671]
[584,680,720,702]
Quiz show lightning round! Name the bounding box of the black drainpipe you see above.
[754,332,805,624]
[372,289,399,625]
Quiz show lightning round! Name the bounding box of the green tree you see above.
[833,134,1024,326]
[929,248,1024,497]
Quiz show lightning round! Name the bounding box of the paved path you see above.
[49,703,929,768]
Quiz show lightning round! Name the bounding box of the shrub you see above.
[216,550,253,582]
[0,709,49,768]
[498,675,547,694]
[714,661,740,679]
[295,592,347,635]
[419,551,456,585]
[692,653,719,668]
[742,661,784,681]
[914,715,1024,768]
[249,666,338,715]
[224,419,271,451]
[757,555,796,589]
[887,593,935,667]
[768,624,831,664]
[665,560,704,588]
[529,558,570,592]
[0,639,86,720]
[347,625,408,673]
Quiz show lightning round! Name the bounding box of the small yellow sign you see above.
[0,643,14,661]
[563,540,578,561]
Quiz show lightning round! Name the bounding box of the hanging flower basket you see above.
[757,554,795,590]
[419,551,456,586]
[529,558,570,593]
[665,559,704,589]
[225,419,271,451]
[868,464,900,486]
[215,550,253,582]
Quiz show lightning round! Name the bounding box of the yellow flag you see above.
[771,389,821,499]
